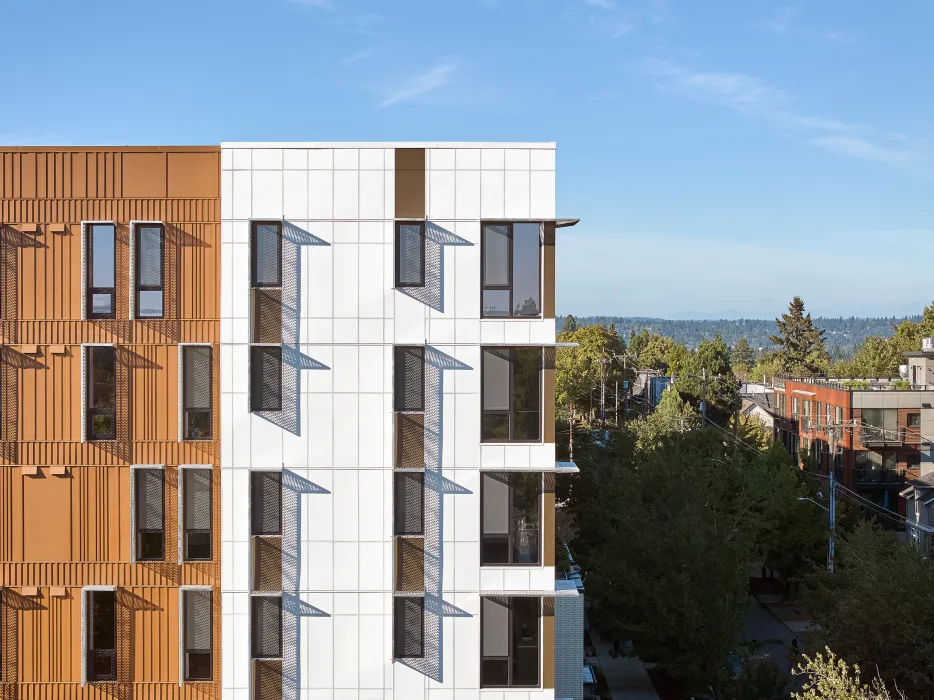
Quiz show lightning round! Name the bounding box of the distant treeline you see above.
[568,315,921,354]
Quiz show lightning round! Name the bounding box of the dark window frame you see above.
[86,345,117,441]
[183,345,213,440]
[183,589,213,681]
[183,468,213,562]
[393,595,425,659]
[134,223,165,319]
[480,595,541,688]
[480,472,542,566]
[250,471,283,537]
[135,467,165,562]
[250,345,283,412]
[86,589,117,682]
[394,221,426,288]
[250,594,283,659]
[250,221,283,288]
[86,223,117,320]
[480,222,542,319]
[481,347,543,443]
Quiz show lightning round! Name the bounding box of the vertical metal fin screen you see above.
[394,472,424,536]
[136,469,164,530]
[184,347,212,411]
[251,471,282,536]
[185,590,212,651]
[393,596,425,659]
[185,470,212,531]
[250,346,282,412]
[394,346,425,412]
[251,596,282,659]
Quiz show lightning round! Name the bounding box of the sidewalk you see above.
[752,591,821,635]
[589,630,660,700]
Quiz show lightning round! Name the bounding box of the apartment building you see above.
[220,142,580,699]
[772,369,934,518]
[0,147,221,697]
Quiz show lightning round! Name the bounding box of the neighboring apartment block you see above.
[0,147,221,696]
[220,142,580,699]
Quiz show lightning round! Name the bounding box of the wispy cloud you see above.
[825,29,858,44]
[342,47,376,66]
[645,61,921,167]
[761,2,803,35]
[377,61,458,109]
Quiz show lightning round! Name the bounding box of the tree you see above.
[770,297,829,375]
[731,336,755,374]
[556,324,625,419]
[801,521,934,696]
[674,334,740,425]
[747,351,784,383]
[561,314,579,333]
[793,649,906,700]
[630,389,698,452]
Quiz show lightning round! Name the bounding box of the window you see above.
[394,346,425,412]
[482,348,541,442]
[135,468,164,561]
[481,222,541,318]
[250,346,282,412]
[836,406,843,425]
[251,471,282,536]
[184,469,212,561]
[481,473,541,565]
[803,400,811,418]
[907,453,921,471]
[827,404,834,426]
[792,398,799,419]
[393,596,425,659]
[251,596,282,659]
[86,590,117,682]
[816,402,823,426]
[395,222,425,287]
[908,413,921,428]
[394,472,425,536]
[481,596,540,688]
[86,346,117,440]
[134,224,164,318]
[86,223,116,319]
[183,589,212,681]
[861,408,898,443]
[183,346,213,439]
[251,222,282,287]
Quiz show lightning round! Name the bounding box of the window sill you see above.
[480,317,544,322]
[479,564,544,569]
[480,441,544,446]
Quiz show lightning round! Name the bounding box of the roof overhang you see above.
[793,389,816,396]
[481,342,579,348]
[555,461,579,474]
[481,588,580,597]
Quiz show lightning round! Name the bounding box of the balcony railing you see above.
[859,426,905,447]
[853,468,905,487]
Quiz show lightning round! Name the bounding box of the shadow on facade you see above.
[398,222,472,313]
[280,469,330,700]
[255,222,330,437]
[400,346,472,682]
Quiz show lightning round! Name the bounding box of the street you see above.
[741,596,801,683]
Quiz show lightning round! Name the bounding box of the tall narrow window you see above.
[251,222,282,287]
[250,346,282,412]
[393,596,425,659]
[395,222,425,287]
[184,589,213,681]
[251,596,283,659]
[394,346,425,412]
[87,223,116,319]
[482,348,542,442]
[86,346,116,440]
[481,473,541,565]
[251,472,282,536]
[183,346,213,439]
[394,472,425,536]
[86,590,117,682]
[184,469,212,561]
[135,468,165,561]
[481,222,541,318]
[135,224,164,318]
[481,596,540,688]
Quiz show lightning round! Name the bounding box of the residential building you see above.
[0,147,221,695]
[772,367,934,521]
[220,142,580,699]
[740,394,776,432]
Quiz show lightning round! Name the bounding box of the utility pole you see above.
[614,380,619,425]
[569,403,575,463]
[599,350,606,432]
[827,424,837,574]
[701,369,708,424]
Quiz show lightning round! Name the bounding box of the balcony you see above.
[853,468,905,487]
[859,426,905,447]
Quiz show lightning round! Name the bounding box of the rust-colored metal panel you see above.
[543,349,556,444]
[252,536,283,592]
[254,659,283,700]
[542,597,555,688]
[395,413,425,468]
[542,491,556,567]
[395,537,425,592]
[0,146,220,696]
[395,148,425,219]
[542,223,556,319]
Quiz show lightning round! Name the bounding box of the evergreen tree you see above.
[731,336,755,370]
[769,297,829,375]
[560,314,579,333]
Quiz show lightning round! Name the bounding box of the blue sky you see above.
[2,0,933,319]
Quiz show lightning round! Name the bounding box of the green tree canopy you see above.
[561,314,579,333]
[770,296,829,375]
[556,324,625,416]
[731,336,755,373]
[793,649,907,700]
[674,334,740,425]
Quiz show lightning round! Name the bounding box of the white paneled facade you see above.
[221,142,572,700]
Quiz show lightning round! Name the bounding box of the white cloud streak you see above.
[762,2,803,35]
[646,61,919,167]
[377,62,458,109]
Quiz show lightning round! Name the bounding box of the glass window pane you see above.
[512,474,540,564]
[88,347,116,410]
[482,474,510,535]
[512,597,540,686]
[137,290,163,317]
[90,590,116,649]
[481,597,509,657]
[511,223,540,317]
[513,349,541,441]
[482,289,511,317]
[483,349,511,411]
[483,225,510,286]
[91,293,113,316]
[252,223,281,286]
[91,224,115,288]
[137,225,163,287]
[482,413,510,442]
[396,224,424,286]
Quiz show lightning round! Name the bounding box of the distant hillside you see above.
[567,315,921,354]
